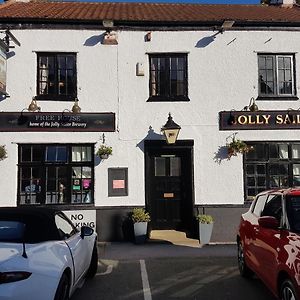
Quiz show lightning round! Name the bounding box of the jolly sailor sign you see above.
[219,110,300,130]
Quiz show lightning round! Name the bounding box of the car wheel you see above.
[54,273,70,300]
[86,243,98,278]
[280,279,298,300]
[237,241,253,278]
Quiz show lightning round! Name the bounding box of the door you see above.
[145,141,194,231]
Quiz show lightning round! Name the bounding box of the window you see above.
[148,53,188,101]
[55,213,78,239]
[261,194,282,223]
[37,53,77,101]
[258,54,296,98]
[18,144,94,205]
[252,194,268,217]
[244,142,300,200]
[154,156,181,177]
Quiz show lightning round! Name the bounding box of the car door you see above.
[244,194,268,272]
[54,213,90,283]
[254,194,282,292]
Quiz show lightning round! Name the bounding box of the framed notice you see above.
[108,168,128,197]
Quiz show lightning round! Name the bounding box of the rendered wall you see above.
[1,28,300,208]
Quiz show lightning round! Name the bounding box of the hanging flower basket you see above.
[226,136,253,160]
[96,144,112,159]
[0,145,7,161]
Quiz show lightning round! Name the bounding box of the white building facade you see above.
[0,0,300,241]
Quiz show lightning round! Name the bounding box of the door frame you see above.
[144,140,194,231]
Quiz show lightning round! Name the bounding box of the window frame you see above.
[17,143,94,206]
[147,53,189,102]
[36,52,77,101]
[244,142,300,200]
[257,53,297,100]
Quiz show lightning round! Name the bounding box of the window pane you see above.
[170,157,181,176]
[155,157,166,176]
[292,145,300,158]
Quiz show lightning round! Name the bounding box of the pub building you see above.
[0,0,299,242]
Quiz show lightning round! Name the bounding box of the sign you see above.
[113,180,125,189]
[219,110,300,130]
[0,112,115,132]
[63,210,96,231]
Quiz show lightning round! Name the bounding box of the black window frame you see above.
[36,52,77,101]
[18,143,94,206]
[257,53,297,100]
[148,53,189,102]
[244,142,300,201]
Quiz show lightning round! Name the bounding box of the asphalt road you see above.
[71,243,277,300]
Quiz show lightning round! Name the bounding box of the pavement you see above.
[97,241,237,260]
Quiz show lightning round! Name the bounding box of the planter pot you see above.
[134,222,148,244]
[100,154,109,159]
[199,223,213,245]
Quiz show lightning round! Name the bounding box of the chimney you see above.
[270,0,295,7]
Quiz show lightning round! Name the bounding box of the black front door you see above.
[145,140,194,230]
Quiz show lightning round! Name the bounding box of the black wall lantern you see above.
[161,113,181,144]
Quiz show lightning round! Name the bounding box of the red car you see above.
[237,189,300,300]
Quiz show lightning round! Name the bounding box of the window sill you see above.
[147,96,190,102]
[256,96,299,101]
[35,95,77,102]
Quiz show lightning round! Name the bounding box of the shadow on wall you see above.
[84,33,105,46]
[195,35,216,48]
[136,126,163,153]
[214,146,229,164]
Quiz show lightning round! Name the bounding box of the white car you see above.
[0,207,98,300]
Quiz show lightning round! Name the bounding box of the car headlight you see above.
[0,271,32,284]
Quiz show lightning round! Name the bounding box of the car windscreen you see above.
[286,196,300,233]
[0,221,25,242]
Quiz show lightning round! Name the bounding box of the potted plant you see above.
[131,208,151,244]
[0,145,7,161]
[196,214,214,245]
[96,144,112,159]
[226,135,253,160]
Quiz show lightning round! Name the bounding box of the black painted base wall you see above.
[95,205,250,243]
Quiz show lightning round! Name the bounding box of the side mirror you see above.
[258,216,280,230]
[80,226,94,239]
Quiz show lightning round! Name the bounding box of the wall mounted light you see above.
[102,19,118,45]
[71,98,81,113]
[27,97,41,112]
[247,97,259,112]
[161,113,181,144]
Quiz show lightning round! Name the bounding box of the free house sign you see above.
[219,110,300,130]
[0,112,115,132]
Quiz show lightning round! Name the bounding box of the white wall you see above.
[1,28,300,207]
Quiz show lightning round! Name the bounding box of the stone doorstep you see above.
[149,230,201,248]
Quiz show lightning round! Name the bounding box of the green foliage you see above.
[96,144,113,157]
[196,214,214,224]
[131,208,151,223]
[226,136,253,160]
[0,145,7,161]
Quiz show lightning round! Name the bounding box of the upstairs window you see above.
[36,53,77,101]
[258,54,296,99]
[148,53,189,102]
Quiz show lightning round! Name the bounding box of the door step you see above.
[150,230,200,248]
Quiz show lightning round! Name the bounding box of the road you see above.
[72,243,276,300]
